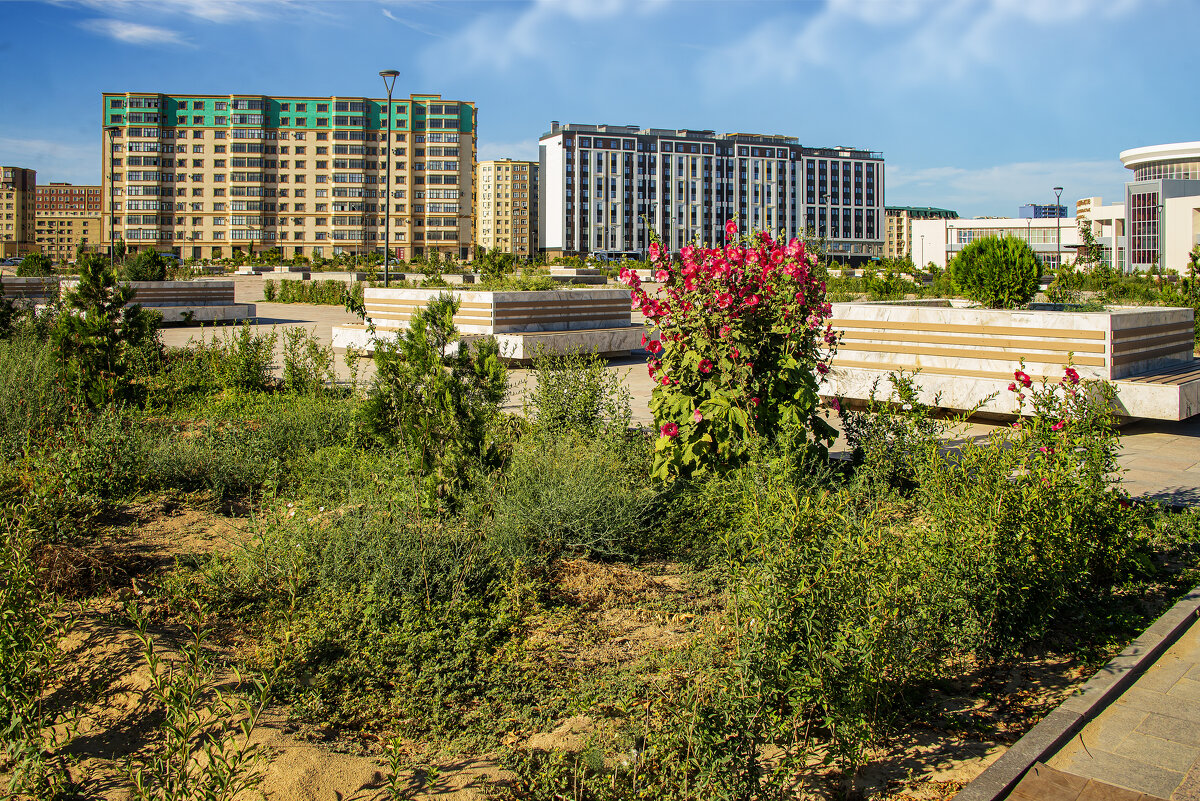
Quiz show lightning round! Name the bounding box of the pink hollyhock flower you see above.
[640,333,647,346]
[1051,419,1066,431]
[816,362,829,375]
[698,358,713,373]
[744,294,760,308]
[646,340,662,354]
[830,397,842,412]
[731,348,740,359]
[1063,367,1080,385]
[1014,370,1032,388]
[717,292,734,308]
[1038,446,1052,454]
[660,422,679,437]
[1007,382,1017,392]
[1012,421,1022,430]
[648,243,660,261]
[725,219,738,239]
[823,330,837,345]
[654,269,670,282]
[692,409,703,423]
[785,238,804,259]
[719,325,731,338]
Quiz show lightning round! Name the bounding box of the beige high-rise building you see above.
[101,91,476,262]
[885,206,959,262]
[36,183,103,263]
[1,166,37,259]
[475,159,538,258]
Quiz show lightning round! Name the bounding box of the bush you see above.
[949,235,1041,308]
[492,432,654,567]
[262,280,278,302]
[282,327,334,393]
[525,347,631,436]
[15,253,54,277]
[122,249,168,282]
[625,222,836,481]
[0,336,70,459]
[209,322,277,392]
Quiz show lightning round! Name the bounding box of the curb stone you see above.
[953,586,1200,801]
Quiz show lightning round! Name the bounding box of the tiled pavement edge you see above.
[954,586,1200,801]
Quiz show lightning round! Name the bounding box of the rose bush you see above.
[621,220,837,480]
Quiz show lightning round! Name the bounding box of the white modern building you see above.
[910,215,1080,271]
[1075,196,1126,270]
[1119,142,1200,273]
[538,122,885,263]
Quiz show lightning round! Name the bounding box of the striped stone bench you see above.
[824,301,1198,420]
[332,287,643,361]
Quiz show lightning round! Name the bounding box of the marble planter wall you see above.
[332,287,642,360]
[825,301,1198,419]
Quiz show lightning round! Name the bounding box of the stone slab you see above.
[154,303,256,324]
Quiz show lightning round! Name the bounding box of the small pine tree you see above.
[949,235,1042,309]
[51,252,157,408]
[16,253,55,277]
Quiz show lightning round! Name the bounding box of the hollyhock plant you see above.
[622,220,837,480]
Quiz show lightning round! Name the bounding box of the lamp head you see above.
[379,69,400,95]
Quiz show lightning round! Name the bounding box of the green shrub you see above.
[209,323,277,392]
[122,249,168,282]
[492,432,654,567]
[525,347,631,436]
[262,280,278,302]
[15,253,54,277]
[282,327,334,393]
[273,279,360,306]
[949,235,1041,308]
[0,336,70,459]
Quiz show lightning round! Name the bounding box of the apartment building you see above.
[1018,203,1068,219]
[475,159,538,258]
[539,122,884,263]
[35,183,102,263]
[884,205,958,262]
[1,166,37,259]
[101,91,476,261]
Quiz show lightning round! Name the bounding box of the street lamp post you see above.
[106,125,120,269]
[1053,186,1064,270]
[379,69,400,288]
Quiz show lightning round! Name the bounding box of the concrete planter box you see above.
[549,267,608,285]
[825,301,1200,420]
[332,286,642,361]
[59,279,254,324]
[1,276,59,303]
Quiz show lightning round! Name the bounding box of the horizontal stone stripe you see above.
[1111,332,1194,354]
[836,342,1106,366]
[1112,321,1194,340]
[493,311,632,324]
[1111,343,1195,367]
[494,299,630,311]
[830,358,1055,383]
[832,318,1108,340]
[366,299,492,311]
[838,329,1106,354]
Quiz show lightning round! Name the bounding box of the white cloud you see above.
[887,158,1131,217]
[477,139,540,163]
[703,0,1146,89]
[80,18,190,46]
[426,0,669,74]
[63,0,295,23]
[0,137,99,185]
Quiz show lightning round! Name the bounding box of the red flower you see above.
[717,292,734,308]
[750,397,760,406]
[692,409,704,423]
[1014,370,1032,388]
[1063,367,1080,385]
[648,243,661,261]
[646,339,662,354]
[660,422,679,437]
[744,294,760,308]
[1051,419,1066,431]
[654,269,670,282]
[725,219,738,239]
[1007,382,1017,392]
[816,362,829,375]
[719,325,731,338]
[698,358,713,373]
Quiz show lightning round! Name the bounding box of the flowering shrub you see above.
[621,221,836,480]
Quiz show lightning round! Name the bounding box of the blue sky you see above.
[0,0,1195,218]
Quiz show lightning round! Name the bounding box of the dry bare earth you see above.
[23,498,1106,800]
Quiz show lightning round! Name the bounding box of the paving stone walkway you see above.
[1041,617,1200,800]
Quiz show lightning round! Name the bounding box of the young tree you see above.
[122,249,168,282]
[51,252,158,408]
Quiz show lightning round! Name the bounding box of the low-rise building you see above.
[1075,196,1127,271]
[1,166,37,259]
[475,159,538,258]
[884,205,958,262]
[910,215,1080,271]
[1119,142,1200,272]
[35,182,103,263]
[1018,203,1068,219]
